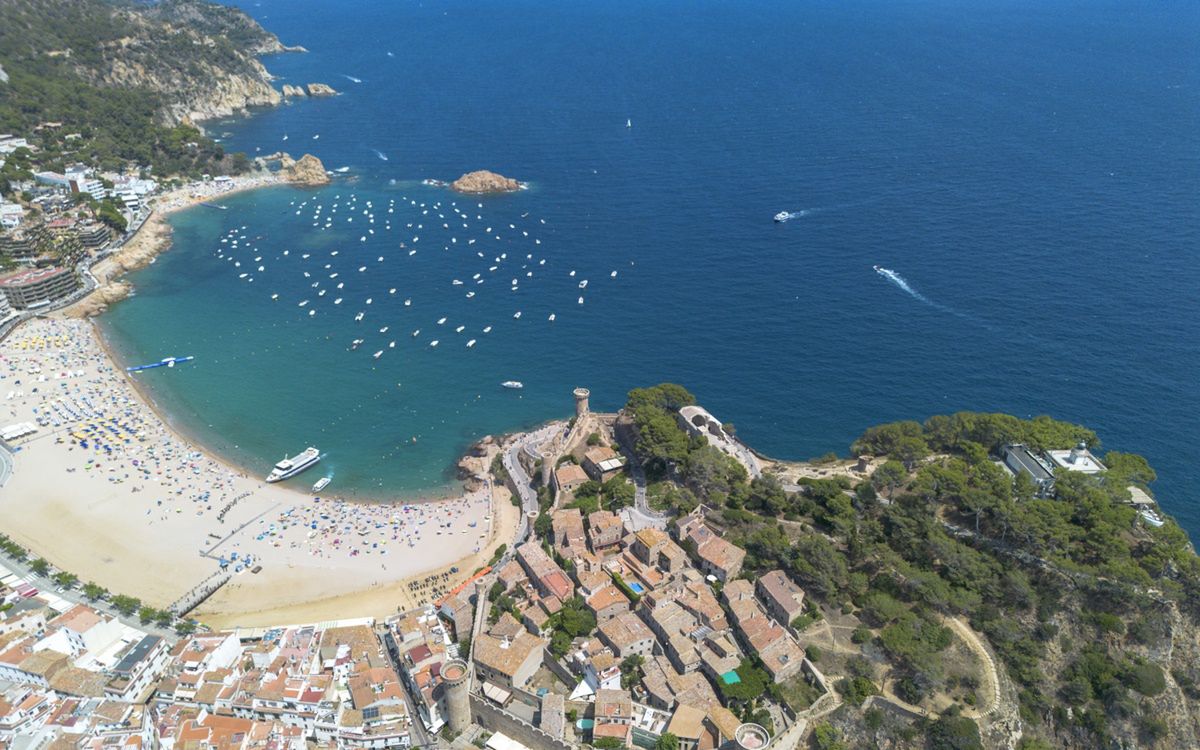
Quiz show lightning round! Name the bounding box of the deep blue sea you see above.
[100,0,1200,537]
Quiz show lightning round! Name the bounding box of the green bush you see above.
[1086,611,1125,635]
[1122,661,1166,697]
[1138,715,1168,742]
[487,544,507,566]
[719,660,770,703]
[790,612,817,631]
[895,675,925,705]
[611,572,642,603]
[926,710,983,750]
[836,676,878,706]
[812,723,848,750]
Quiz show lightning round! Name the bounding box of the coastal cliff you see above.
[102,0,292,124]
[104,52,282,124]
[0,0,301,126]
[451,170,523,194]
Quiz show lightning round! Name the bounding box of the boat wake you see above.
[373,149,389,161]
[874,266,933,306]
[342,74,364,83]
[874,265,998,332]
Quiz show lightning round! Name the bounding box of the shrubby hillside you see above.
[0,0,290,176]
[623,385,1200,749]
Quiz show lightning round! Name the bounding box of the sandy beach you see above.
[0,317,518,628]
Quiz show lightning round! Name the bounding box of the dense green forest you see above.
[621,384,1199,749]
[0,0,272,179]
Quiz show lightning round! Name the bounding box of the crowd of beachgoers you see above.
[0,317,501,618]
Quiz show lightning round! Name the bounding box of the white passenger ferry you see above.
[267,447,321,482]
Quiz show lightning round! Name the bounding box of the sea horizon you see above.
[98,0,1200,537]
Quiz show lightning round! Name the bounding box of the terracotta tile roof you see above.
[489,612,526,640]
[598,612,654,654]
[595,688,632,720]
[20,649,68,678]
[705,703,743,742]
[472,631,543,679]
[555,463,588,486]
[667,703,706,739]
[758,569,805,618]
[586,585,629,616]
[592,721,633,744]
[634,528,669,549]
[542,570,574,601]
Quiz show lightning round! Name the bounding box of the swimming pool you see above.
[628,581,646,594]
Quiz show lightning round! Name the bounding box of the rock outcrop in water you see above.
[281,84,307,98]
[451,170,522,194]
[306,83,338,97]
[278,153,331,186]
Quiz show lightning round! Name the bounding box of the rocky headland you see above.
[450,170,524,194]
[261,153,332,186]
[65,217,174,318]
[64,155,328,319]
[66,0,305,125]
[68,281,133,319]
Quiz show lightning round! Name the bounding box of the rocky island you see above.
[281,153,332,186]
[281,83,339,98]
[305,83,338,97]
[450,169,524,193]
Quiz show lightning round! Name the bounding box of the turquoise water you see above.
[102,0,1200,536]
